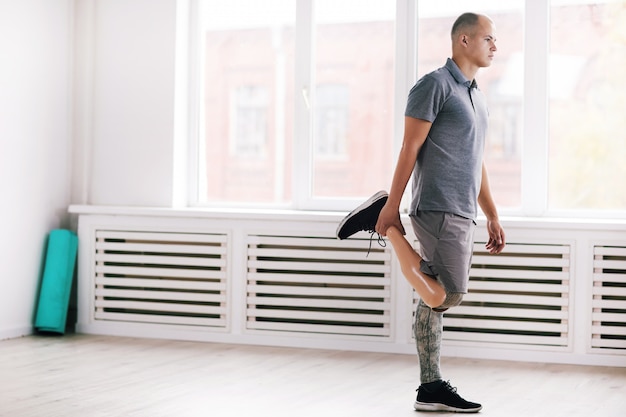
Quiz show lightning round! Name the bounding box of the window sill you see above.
[68,204,626,232]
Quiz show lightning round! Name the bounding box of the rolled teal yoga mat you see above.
[34,229,78,334]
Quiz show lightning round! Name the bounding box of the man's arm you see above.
[477,161,506,254]
[375,116,431,236]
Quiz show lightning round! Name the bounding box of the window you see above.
[314,84,349,158]
[310,0,396,201]
[194,0,394,209]
[196,0,295,205]
[192,0,626,217]
[548,1,626,212]
[231,85,269,157]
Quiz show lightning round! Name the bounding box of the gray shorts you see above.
[410,211,476,293]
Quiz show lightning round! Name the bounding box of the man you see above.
[337,12,506,413]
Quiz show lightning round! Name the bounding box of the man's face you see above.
[465,17,497,68]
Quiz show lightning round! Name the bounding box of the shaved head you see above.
[451,13,491,40]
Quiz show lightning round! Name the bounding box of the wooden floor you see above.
[1,334,625,417]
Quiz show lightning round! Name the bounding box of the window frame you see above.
[522,0,550,217]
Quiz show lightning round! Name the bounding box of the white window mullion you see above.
[173,0,191,208]
[272,27,287,203]
[522,0,550,216]
[187,0,203,207]
[293,0,315,209]
[396,0,417,214]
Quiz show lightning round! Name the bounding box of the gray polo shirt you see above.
[405,58,488,220]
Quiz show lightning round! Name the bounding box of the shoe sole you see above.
[414,401,482,413]
[336,190,388,239]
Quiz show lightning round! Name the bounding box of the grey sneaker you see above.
[336,191,388,240]
[414,380,482,413]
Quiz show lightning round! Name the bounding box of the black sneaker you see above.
[414,380,482,413]
[336,191,388,240]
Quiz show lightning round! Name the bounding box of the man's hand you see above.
[485,219,506,254]
[375,203,405,237]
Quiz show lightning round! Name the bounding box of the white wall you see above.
[75,0,180,206]
[0,0,72,338]
[0,0,182,338]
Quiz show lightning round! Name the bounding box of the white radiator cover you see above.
[93,230,229,328]
[72,208,626,367]
[410,241,572,349]
[245,234,392,337]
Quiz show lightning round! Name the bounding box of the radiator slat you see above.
[96,265,226,280]
[593,272,626,283]
[94,312,227,327]
[592,286,626,302]
[96,277,225,291]
[472,254,569,268]
[468,280,568,293]
[444,317,568,333]
[246,296,389,310]
[248,247,390,262]
[246,308,390,324]
[96,241,228,255]
[95,299,226,315]
[592,312,626,322]
[593,297,626,308]
[247,284,390,299]
[246,235,384,249]
[95,288,227,303]
[590,338,626,349]
[96,230,227,244]
[592,325,626,336]
[473,243,570,255]
[469,268,568,280]
[462,292,568,307]
[451,305,568,320]
[248,259,389,274]
[96,253,227,268]
[246,321,389,336]
[444,331,568,346]
[594,259,626,270]
[594,246,626,257]
[248,272,389,286]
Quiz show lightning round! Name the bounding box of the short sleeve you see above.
[404,73,447,122]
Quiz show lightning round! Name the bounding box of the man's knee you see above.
[432,292,464,312]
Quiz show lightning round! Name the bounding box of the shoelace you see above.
[443,381,457,392]
[441,381,464,400]
[366,230,387,257]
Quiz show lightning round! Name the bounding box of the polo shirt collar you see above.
[445,58,478,89]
